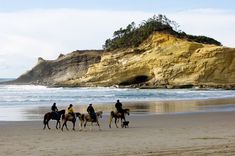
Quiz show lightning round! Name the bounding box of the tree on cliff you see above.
[103,14,222,50]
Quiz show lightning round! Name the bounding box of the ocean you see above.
[0,78,235,121]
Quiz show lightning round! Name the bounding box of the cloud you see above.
[167,9,235,47]
[0,9,153,77]
[0,8,234,78]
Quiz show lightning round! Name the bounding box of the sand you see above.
[1,109,235,156]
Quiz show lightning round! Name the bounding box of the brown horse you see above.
[109,109,130,128]
[78,111,103,130]
[61,112,81,131]
[43,109,65,130]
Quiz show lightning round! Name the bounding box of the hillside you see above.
[11,32,235,89]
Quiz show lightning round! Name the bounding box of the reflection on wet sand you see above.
[22,98,235,121]
[126,98,235,114]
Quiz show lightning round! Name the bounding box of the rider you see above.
[67,104,75,119]
[51,103,59,118]
[115,99,123,115]
[51,102,58,112]
[87,104,96,122]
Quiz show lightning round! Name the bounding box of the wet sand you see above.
[1,109,235,155]
[22,97,235,121]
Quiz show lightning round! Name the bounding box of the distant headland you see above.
[6,15,235,89]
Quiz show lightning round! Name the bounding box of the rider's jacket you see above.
[67,106,74,114]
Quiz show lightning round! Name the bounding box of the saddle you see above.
[116,111,124,117]
[90,113,97,122]
[67,113,76,120]
[51,111,59,119]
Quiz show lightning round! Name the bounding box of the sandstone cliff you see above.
[13,50,103,85]
[12,33,235,89]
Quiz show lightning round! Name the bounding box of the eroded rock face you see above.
[13,50,103,85]
[12,33,235,88]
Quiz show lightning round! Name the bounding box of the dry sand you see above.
[1,110,235,156]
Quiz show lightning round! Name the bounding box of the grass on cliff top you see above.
[103,14,222,50]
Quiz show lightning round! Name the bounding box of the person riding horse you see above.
[115,100,123,116]
[67,104,75,120]
[87,104,96,122]
[51,103,59,119]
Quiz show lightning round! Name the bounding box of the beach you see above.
[1,104,235,156]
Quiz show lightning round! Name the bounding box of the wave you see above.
[0,85,235,107]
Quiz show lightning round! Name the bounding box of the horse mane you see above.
[59,109,66,115]
[96,111,103,115]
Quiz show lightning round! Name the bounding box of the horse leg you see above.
[47,119,51,129]
[56,120,58,129]
[80,121,83,130]
[61,120,68,131]
[72,121,75,131]
[61,121,65,131]
[115,118,118,128]
[109,115,113,128]
[56,120,61,129]
[84,121,87,128]
[123,116,126,122]
[58,120,61,129]
[43,119,47,130]
[65,122,69,131]
[89,122,93,131]
[97,121,101,130]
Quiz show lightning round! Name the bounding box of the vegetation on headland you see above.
[103,14,222,50]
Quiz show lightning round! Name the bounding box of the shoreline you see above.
[1,97,235,121]
[1,111,235,155]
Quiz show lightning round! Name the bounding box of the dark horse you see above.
[109,109,130,128]
[61,112,81,131]
[43,109,65,130]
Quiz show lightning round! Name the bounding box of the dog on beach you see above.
[121,121,129,128]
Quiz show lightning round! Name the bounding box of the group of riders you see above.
[51,99,124,121]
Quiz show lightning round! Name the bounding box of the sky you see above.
[0,0,235,78]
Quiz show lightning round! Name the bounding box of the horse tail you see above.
[62,114,65,120]
[43,113,47,125]
[81,114,85,121]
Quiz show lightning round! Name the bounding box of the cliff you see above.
[12,33,235,89]
[13,50,103,85]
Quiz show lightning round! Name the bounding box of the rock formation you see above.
[11,33,235,89]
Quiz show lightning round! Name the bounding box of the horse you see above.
[78,111,103,130]
[109,109,130,128]
[61,112,81,131]
[43,109,65,130]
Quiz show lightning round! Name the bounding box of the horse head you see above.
[75,112,81,118]
[59,109,66,116]
[96,111,103,118]
[124,109,130,116]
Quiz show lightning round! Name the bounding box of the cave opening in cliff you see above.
[119,75,149,86]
